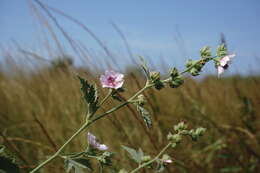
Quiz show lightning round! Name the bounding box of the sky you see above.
[0,0,260,75]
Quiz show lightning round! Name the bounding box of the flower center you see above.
[107,76,115,83]
[223,64,229,70]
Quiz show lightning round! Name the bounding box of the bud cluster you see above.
[167,122,206,148]
[186,46,213,76]
[149,71,164,90]
[168,68,184,88]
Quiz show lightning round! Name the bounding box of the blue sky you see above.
[1,0,260,75]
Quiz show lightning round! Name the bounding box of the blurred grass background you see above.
[0,52,260,173]
[0,1,260,172]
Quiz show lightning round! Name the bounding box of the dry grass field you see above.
[0,55,260,172]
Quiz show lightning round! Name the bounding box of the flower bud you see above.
[190,68,199,76]
[150,71,161,82]
[137,94,146,106]
[168,133,182,143]
[195,127,206,136]
[200,46,211,60]
[169,67,179,78]
[141,155,151,162]
[169,77,184,88]
[172,134,182,143]
[186,59,193,68]
[217,44,228,57]
[174,122,188,132]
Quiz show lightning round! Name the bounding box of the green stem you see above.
[90,83,153,124]
[98,89,113,107]
[30,121,91,173]
[130,143,172,173]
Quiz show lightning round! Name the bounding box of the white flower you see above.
[87,132,108,151]
[217,54,235,76]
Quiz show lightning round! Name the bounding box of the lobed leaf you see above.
[122,146,143,164]
[65,158,92,173]
[77,76,99,114]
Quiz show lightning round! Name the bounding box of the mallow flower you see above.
[100,70,124,89]
[217,54,235,76]
[87,132,108,150]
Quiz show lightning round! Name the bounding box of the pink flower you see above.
[87,132,108,151]
[163,159,173,164]
[100,70,124,89]
[217,54,235,76]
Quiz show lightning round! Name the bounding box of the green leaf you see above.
[139,56,150,80]
[122,146,143,164]
[136,105,152,129]
[65,158,92,173]
[77,76,99,114]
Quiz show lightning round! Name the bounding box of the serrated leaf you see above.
[77,76,99,114]
[65,158,92,173]
[136,105,152,129]
[139,56,150,79]
[122,146,142,163]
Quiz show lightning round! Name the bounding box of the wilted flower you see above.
[100,70,124,89]
[217,54,235,76]
[87,132,108,150]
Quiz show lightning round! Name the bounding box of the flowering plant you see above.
[28,44,234,173]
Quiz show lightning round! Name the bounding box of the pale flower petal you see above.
[100,70,124,89]
[217,54,235,76]
[87,132,108,151]
[97,144,108,150]
[217,66,225,76]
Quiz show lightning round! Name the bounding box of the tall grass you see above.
[0,1,260,172]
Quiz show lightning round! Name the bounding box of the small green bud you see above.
[174,122,188,132]
[171,143,177,148]
[169,68,184,88]
[137,94,146,106]
[200,46,211,59]
[169,77,184,88]
[167,132,173,141]
[195,127,206,136]
[141,155,151,162]
[217,44,228,57]
[190,68,199,76]
[172,134,182,143]
[154,80,164,90]
[169,67,179,78]
[186,59,193,68]
[150,71,161,81]
[168,133,182,144]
